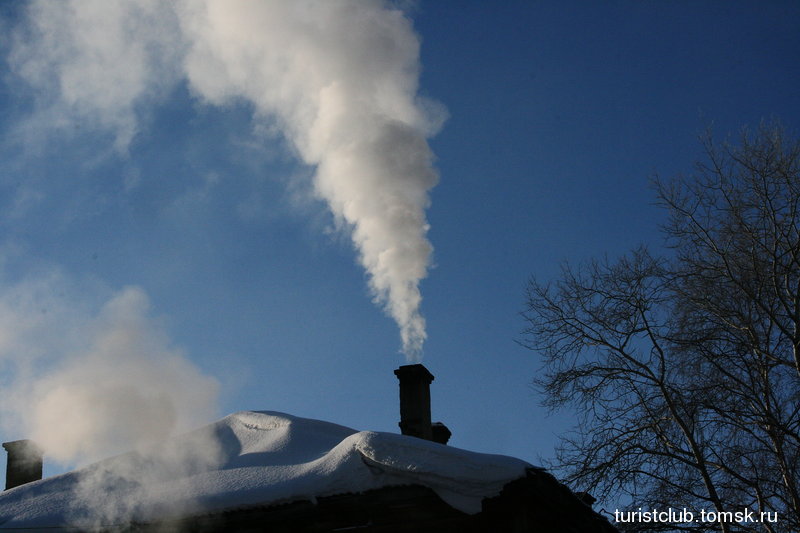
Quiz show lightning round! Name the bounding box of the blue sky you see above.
[0,0,798,485]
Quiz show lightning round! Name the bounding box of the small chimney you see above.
[431,422,452,445]
[394,364,434,441]
[3,440,43,490]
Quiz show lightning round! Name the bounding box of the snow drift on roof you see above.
[0,411,531,529]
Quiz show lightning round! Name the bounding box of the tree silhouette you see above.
[522,124,800,533]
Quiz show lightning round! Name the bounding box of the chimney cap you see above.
[394,363,434,383]
[2,440,42,455]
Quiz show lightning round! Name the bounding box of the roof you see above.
[0,411,532,530]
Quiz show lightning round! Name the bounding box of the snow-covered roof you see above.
[0,411,532,530]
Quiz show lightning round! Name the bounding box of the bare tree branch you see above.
[522,123,800,533]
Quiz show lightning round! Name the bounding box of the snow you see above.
[0,411,532,529]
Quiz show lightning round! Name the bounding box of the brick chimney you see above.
[3,440,43,490]
[394,364,434,440]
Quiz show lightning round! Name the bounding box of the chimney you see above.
[431,422,452,445]
[394,364,435,441]
[3,440,43,490]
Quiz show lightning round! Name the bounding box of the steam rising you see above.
[10,0,442,360]
[2,2,441,521]
[0,278,219,467]
[0,266,220,525]
[28,287,219,464]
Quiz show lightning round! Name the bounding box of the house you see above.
[0,365,618,532]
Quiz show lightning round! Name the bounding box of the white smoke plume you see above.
[28,287,219,464]
[10,0,443,360]
[0,275,219,466]
[0,263,221,526]
[7,0,184,151]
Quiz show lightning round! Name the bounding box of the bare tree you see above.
[521,124,800,533]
